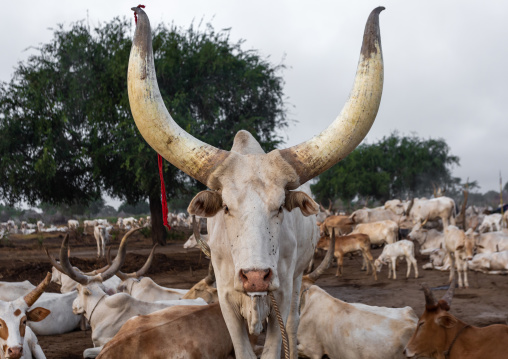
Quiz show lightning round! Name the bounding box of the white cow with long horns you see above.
[128,6,385,358]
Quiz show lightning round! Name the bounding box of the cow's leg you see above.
[360,252,370,275]
[460,258,469,288]
[287,276,302,359]
[220,292,257,359]
[448,253,455,284]
[95,234,101,258]
[405,256,411,278]
[411,256,419,278]
[391,257,397,280]
[453,253,464,288]
[336,254,343,277]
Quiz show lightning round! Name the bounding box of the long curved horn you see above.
[24,272,52,307]
[44,246,65,273]
[307,228,336,282]
[128,7,230,188]
[59,234,94,285]
[97,227,142,282]
[204,261,216,285]
[193,215,210,258]
[441,277,456,308]
[421,283,438,308]
[277,7,385,185]
[117,244,158,280]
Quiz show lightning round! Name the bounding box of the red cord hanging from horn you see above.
[133,4,145,25]
[133,5,171,231]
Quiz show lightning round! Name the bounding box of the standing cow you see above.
[128,6,385,358]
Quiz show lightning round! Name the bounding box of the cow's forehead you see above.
[0,300,26,319]
[215,152,299,205]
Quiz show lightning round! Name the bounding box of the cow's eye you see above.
[224,206,229,214]
[278,206,283,214]
[418,321,424,328]
[22,320,26,326]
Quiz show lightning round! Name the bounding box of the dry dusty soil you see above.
[1,229,507,358]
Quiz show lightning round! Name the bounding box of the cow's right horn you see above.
[128,7,230,189]
[23,272,52,307]
[117,244,158,280]
[421,283,438,309]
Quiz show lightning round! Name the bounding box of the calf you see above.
[404,280,508,358]
[93,225,112,258]
[0,273,51,359]
[422,248,452,271]
[331,233,377,280]
[444,226,474,288]
[352,220,398,246]
[67,219,79,230]
[467,251,508,274]
[374,239,418,279]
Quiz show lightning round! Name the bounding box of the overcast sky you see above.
[1,0,507,206]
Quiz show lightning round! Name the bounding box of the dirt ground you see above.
[1,229,508,358]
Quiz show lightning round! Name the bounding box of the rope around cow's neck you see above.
[268,292,290,359]
[443,324,470,359]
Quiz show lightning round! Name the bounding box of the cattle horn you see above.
[277,7,384,186]
[441,277,456,308]
[23,272,52,307]
[128,6,230,188]
[421,283,438,308]
[421,216,429,227]
[307,228,336,282]
[204,261,216,286]
[44,246,65,273]
[193,215,210,258]
[117,244,158,280]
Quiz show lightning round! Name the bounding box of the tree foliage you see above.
[311,132,461,205]
[0,17,288,244]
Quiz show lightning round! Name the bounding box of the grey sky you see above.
[1,0,507,200]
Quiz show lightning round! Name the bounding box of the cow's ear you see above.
[188,190,223,217]
[477,245,484,249]
[284,191,319,217]
[436,314,457,328]
[27,307,51,322]
[456,244,464,251]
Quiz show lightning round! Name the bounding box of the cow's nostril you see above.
[263,269,271,281]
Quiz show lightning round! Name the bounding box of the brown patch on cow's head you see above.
[18,315,26,338]
[188,190,223,217]
[284,191,319,216]
[13,310,21,317]
[0,319,8,341]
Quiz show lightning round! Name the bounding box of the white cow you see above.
[183,232,209,249]
[68,219,79,230]
[36,221,44,233]
[95,219,110,226]
[94,225,112,258]
[350,206,401,224]
[121,217,138,228]
[54,230,206,358]
[468,251,508,274]
[407,221,445,254]
[422,248,452,271]
[478,213,503,233]
[83,220,97,234]
[0,273,51,359]
[129,6,384,358]
[475,231,508,254]
[374,240,418,279]
[352,220,398,245]
[443,226,475,288]
[408,197,456,227]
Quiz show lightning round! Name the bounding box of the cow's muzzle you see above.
[6,346,23,359]
[240,268,272,292]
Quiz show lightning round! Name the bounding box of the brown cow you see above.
[318,215,354,237]
[404,280,508,358]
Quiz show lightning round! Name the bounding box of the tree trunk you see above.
[149,191,167,246]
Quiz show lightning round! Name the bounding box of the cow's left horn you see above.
[277,7,384,186]
[117,244,157,280]
[128,7,230,188]
[24,272,52,307]
[421,283,438,308]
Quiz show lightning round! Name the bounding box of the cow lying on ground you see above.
[404,279,508,358]
[374,239,418,279]
[96,304,235,359]
[407,220,445,254]
[467,251,508,274]
[422,248,452,271]
[478,213,503,233]
[0,281,36,301]
[0,273,52,359]
[297,233,417,359]
[475,231,508,254]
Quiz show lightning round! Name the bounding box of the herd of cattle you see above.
[2,5,508,359]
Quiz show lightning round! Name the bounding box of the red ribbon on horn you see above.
[158,154,172,231]
[133,4,146,25]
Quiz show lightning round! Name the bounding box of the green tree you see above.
[311,132,461,206]
[0,18,288,244]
